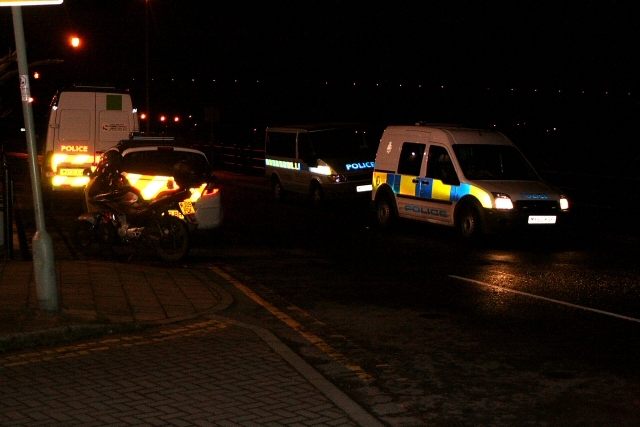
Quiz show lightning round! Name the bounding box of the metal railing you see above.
[211,142,266,175]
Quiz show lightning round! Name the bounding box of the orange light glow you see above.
[70,36,81,48]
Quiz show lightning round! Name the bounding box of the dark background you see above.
[1,1,640,176]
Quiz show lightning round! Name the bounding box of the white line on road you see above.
[449,275,640,324]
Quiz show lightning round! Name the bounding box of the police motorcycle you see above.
[73,152,195,262]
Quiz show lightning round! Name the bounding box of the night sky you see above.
[2,0,640,171]
[2,1,638,88]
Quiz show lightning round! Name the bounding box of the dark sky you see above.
[2,0,640,143]
[2,0,639,89]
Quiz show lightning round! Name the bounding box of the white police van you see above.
[42,85,139,192]
[264,124,379,204]
[372,124,569,238]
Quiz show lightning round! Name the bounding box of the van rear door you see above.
[96,92,134,153]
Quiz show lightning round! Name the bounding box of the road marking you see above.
[449,275,640,324]
[209,265,374,382]
[0,320,228,368]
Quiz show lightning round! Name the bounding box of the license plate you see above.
[59,168,85,176]
[528,215,556,224]
[357,184,373,192]
[179,201,195,215]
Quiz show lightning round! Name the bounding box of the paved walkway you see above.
[0,258,384,427]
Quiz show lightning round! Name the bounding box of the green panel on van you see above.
[106,94,123,110]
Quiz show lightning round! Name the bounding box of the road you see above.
[6,159,640,427]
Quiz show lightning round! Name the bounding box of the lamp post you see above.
[10,5,59,313]
[145,0,150,132]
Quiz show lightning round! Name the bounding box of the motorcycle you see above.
[73,185,193,262]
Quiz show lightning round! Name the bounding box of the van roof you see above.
[383,124,512,145]
[59,84,130,94]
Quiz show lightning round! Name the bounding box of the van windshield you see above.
[453,144,540,181]
[307,128,377,159]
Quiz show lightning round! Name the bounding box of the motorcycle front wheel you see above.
[152,215,190,262]
[72,219,100,255]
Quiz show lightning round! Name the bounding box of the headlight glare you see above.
[493,193,513,210]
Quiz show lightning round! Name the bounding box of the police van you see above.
[372,124,569,238]
[42,85,139,192]
[264,124,379,204]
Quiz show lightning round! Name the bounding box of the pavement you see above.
[0,257,387,427]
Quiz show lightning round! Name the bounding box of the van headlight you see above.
[493,193,514,210]
[559,196,569,210]
[309,165,332,175]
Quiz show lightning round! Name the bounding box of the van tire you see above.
[272,177,286,201]
[457,204,482,240]
[375,192,397,228]
[310,182,324,207]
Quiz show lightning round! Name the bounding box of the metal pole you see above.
[11,6,59,313]
[145,0,150,133]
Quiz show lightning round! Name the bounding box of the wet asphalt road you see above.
[7,159,640,426]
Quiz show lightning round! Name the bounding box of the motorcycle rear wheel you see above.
[153,215,190,262]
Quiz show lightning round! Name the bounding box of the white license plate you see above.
[357,184,373,192]
[59,168,85,176]
[528,215,556,224]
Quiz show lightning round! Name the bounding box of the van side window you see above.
[397,143,425,176]
[427,145,458,185]
[297,133,315,162]
[267,132,296,158]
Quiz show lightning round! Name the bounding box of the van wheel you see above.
[457,205,482,240]
[375,193,396,227]
[272,177,286,201]
[310,183,324,207]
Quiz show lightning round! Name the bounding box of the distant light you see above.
[139,113,147,120]
[28,97,34,103]
[160,116,166,122]
[33,71,39,79]
[70,36,80,48]
[174,116,180,122]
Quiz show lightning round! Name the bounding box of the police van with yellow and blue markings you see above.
[372,125,569,238]
[265,124,380,205]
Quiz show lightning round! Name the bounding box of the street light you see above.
[145,0,150,132]
[70,35,80,48]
